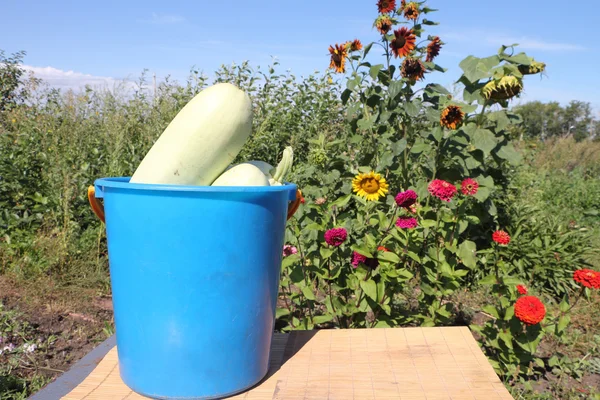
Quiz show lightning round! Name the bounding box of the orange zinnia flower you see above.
[401,58,425,81]
[328,43,348,73]
[390,27,416,58]
[375,15,394,35]
[426,37,442,62]
[440,105,464,130]
[377,0,396,14]
[403,2,419,20]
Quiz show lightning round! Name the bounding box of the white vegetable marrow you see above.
[244,146,294,186]
[211,163,270,186]
[130,82,253,186]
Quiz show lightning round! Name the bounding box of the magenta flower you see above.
[324,227,348,247]
[282,244,298,257]
[351,251,368,268]
[396,216,418,229]
[395,190,418,208]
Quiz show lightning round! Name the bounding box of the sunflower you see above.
[348,39,363,52]
[352,171,389,201]
[401,57,425,81]
[518,60,546,75]
[375,15,394,35]
[426,36,442,62]
[328,43,348,74]
[390,27,416,58]
[377,0,396,14]
[482,76,523,101]
[403,2,419,20]
[440,105,465,130]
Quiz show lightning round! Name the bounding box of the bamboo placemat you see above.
[60,327,513,400]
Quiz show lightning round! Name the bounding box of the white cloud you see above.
[140,12,185,24]
[22,65,136,92]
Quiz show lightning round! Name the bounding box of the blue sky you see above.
[3,0,599,110]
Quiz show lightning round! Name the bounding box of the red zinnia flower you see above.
[377,246,390,252]
[428,179,457,202]
[573,269,600,289]
[390,27,416,58]
[324,227,348,247]
[492,230,510,245]
[426,36,442,62]
[514,296,546,325]
[395,189,418,208]
[377,0,396,14]
[516,285,528,295]
[461,178,479,196]
[396,216,418,229]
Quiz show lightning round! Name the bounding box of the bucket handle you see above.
[87,185,302,224]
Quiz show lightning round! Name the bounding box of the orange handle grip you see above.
[88,186,302,223]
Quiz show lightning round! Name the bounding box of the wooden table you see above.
[29,327,513,399]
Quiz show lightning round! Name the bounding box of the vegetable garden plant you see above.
[276,0,600,384]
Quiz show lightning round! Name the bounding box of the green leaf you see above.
[482,305,499,319]
[458,240,477,269]
[479,274,497,285]
[289,265,305,284]
[301,286,316,301]
[313,314,334,324]
[360,279,378,302]
[376,280,385,303]
[276,307,291,318]
[420,219,436,228]
[389,81,403,99]
[473,186,491,202]
[363,43,373,58]
[459,56,492,83]
[320,247,334,259]
[370,64,384,80]
[391,138,407,154]
[495,143,522,165]
[557,315,570,333]
[341,89,352,105]
[377,251,401,264]
[498,330,513,350]
[471,128,497,156]
[559,295,570,313]
[405,101,420,117]
[331,193,352,208]
[282,253,301,270]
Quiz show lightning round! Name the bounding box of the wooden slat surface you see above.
[61,327,513,400]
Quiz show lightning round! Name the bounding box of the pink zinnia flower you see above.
[395,190,418,208]
[396,216,418,229]
[282,244,298,257]
[351,251,368,268]
[324,227,348,247]
[428,179,457,202]
[461,178,479,196]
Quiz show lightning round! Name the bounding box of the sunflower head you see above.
[401,57,426,81]
[390,27,416,58]
[482,76,523,101]
[426,36,442,62]
[440,105,465,130]
[352,171,389,201]
[347,39,363,52]
[328,43,348,74]
[375,15,394,35]
[403,2,419,20]
[377,0,396,14]
[518,60,546,75]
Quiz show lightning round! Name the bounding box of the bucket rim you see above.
[94,177,297,196]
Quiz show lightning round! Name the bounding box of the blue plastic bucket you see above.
[93,177,297,399]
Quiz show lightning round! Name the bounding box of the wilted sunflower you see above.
[390,27,416,58]
[375,15,394,35]
[440,105,465,130]
[328,43,348,74]
[377,0,396,14]
[403,2,419,20]
[348,39,363,52]
[352,171,389,201]
[482,76,523,100]
[518,60,546,75]
[426,36,442,62]
[400,0,407,10]
[401,58,425,81]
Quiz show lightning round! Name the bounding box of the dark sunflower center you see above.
[361,178,380,193]
[394,36,406,48]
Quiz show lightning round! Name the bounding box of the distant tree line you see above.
[512,100,600,142]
